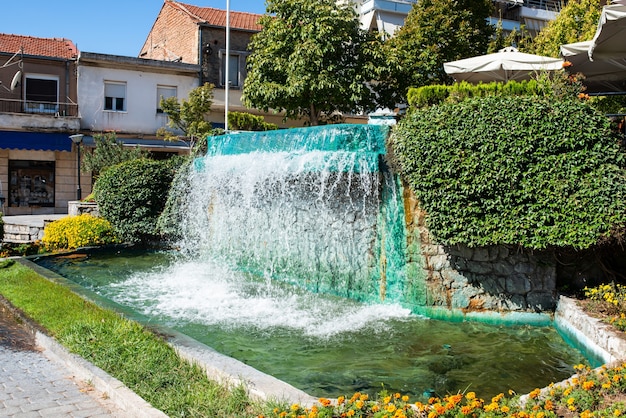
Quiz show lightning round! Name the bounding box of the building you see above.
[76,51,200,159]
[0,34,80,215]
[140,0,284,127]
[341,0,567,39]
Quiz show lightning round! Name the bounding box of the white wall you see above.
[78,64,199,135]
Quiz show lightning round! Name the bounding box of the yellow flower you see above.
[337,396,345,404]
[582,381,595,390]
[401,395,409,402]
[387,404,397,413]
[466,392,476,400]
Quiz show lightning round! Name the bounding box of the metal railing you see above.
[0,98,78,117]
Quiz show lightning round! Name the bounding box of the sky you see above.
[2,0,267,57]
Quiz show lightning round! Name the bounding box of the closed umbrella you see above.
[443,47,563,83]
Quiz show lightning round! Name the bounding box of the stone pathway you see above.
[0,305,123,417]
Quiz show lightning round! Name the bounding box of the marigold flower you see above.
[582,381,595,390]
[291,404,300,411]
[384,396,392,404]
[401,395,409,402]
[337,396,345,404]
[466,392,476,400]
[372,405,380,412]
[394,393,402,399]
[529,389,541,399]
[355,400,364,409]
[544,399,554,410]
[563,60,573,68]
[387,404,397,413]
[319,398,331,407]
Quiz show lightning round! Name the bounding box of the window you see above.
[25,75,58,113]
[156,85,177,113]
[104,81,126,111]
[9,160,55,208]
[221,53,241,88]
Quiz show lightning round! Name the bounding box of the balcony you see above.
[0,98,80,132]
[0,98,78,117]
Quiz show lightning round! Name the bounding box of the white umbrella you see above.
[589,4,626,61]
[443,47,564,83]
[561,40,626,93]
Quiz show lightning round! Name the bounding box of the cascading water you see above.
[35,123,591,399]
[176,124,410,304]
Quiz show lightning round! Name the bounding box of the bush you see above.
[42,214,119,251]
[390,95,626,250]
[228,111,278,131]
[93,158,184,243]
[407,80,541,108]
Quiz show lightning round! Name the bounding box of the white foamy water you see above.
[105,259,414,339]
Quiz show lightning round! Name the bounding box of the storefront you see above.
[0,131,77,215]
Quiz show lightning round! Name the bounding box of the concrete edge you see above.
[166,329,319,407]
[35,331,168,418]
[555,295,626,365]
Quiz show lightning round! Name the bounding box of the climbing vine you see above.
[390,95,626,250]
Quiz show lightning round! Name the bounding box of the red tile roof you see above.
[0,33,77,59]
[170,1,263,31]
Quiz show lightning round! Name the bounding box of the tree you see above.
[81,132,147,177]
[529,0,604,58]
[242,0,393,126]
[159,82,217,154]
[386,0,494,101]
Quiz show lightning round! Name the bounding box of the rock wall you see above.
[404,187,558,313]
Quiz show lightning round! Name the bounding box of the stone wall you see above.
[404,187,558,313]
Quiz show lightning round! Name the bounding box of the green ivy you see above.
[390,95,626,250]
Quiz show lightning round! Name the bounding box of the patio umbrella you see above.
[561,41,626,93]
[589,3,626,61]
[443,47,563,83]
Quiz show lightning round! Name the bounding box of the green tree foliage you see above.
[386,0,494,101]
[93,158,184,244]
[242,0,392,125]
[159,83,217,154]
[81,132,147,176]
[530,0,604,58]
[390,95,626,250]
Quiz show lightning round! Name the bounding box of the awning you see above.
[82,136,191,150]
[0,131,73,151]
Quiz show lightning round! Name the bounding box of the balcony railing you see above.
[0,98,78,117]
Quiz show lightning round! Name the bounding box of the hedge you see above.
[390,95,626,250]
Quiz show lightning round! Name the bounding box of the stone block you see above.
[526,291,556,311]
[505,274,531,294]
[428,254,450,271]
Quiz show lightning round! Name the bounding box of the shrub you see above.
[93,158,184,243]
[390,95,626,250]
[228,111,278,131]
[42,214,119,251]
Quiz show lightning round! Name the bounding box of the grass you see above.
[2,258,626,417]
[0,260,267,417]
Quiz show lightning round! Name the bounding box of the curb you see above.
[36,330,168,418]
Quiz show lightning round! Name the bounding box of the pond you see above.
[36,248,591,400]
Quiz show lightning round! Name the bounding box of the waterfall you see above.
[174,124,410,304]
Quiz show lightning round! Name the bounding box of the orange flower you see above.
[563,60,573,68]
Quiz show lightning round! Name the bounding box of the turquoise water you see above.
[36,249,589,400]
